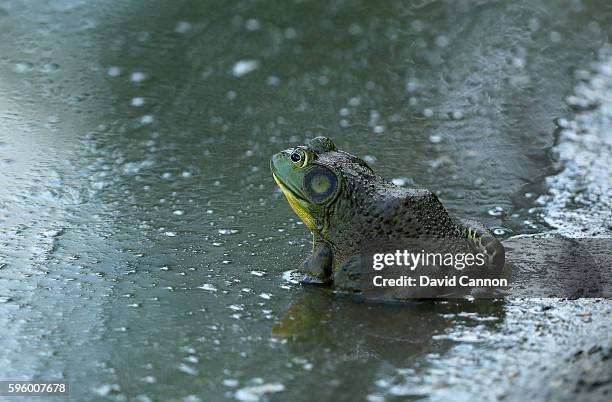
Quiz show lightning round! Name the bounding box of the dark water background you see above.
[1,1,611,401]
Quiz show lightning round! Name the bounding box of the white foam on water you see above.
[537,48,612,237]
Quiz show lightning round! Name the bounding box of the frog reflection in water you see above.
[271,137,504,295]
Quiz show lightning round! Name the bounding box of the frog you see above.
[270,136,504,296]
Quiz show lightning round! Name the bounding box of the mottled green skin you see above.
[271,137,504,292]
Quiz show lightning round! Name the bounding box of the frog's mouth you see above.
[271,170,316,231]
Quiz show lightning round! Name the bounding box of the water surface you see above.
[1,1,611,401]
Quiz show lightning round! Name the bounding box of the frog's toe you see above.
[482,236,505,271]
[297,271,332,285]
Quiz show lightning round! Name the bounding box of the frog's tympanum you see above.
[271,137,504,295]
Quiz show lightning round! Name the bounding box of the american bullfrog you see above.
[271,137,504,295]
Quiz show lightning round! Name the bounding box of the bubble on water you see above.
[178,364,199,376]
[92,384,120,396]
[348,96,361,107]
[339,107,350,116]
[528,17,540,31]
[41,62,60,73]
[429,134,443,144]
[184,355,199,363]
[223,379,239,387]
[229,304,244,311]
[450,110,464,120]
[487,206,504,217]
[410,20,425,32]
[131,97,145,107]
[164,231,177,237]
[47,115,60,124]
[549,31,562,43]
[235,383,285,402]
[348,23,363,35]
[512,57,526,69]
[493,228,507,236]
[391,177,411,187]
[363,155,377,164]
[423,108,434,117]
[122,159,155,175]
[259,293,272,300]
[197,283,217,292]
[232,60,260,77]
[373,125,384,134]
[130,71,148,83]
[181,171,192,178]
[140,115,155,125]
[173,210,185,215]
[227,90,237,100]
[553,117,570,128]
[15,62,33,73]
[245,18,260,31]
[284,27,297,39]
[405,78,420,92]
[250,270,266,277]
[434,35,449,47]
[218,229,239,235]
[266,76,280,86]
[175,21,192,34]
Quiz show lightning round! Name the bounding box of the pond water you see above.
[0,1,611,401]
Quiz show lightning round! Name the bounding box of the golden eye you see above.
[290,151,302,163]
[290,148,308,167]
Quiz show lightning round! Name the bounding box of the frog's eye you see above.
[290,148,312,168]
[290,150,303,163]
[304,166,338,204]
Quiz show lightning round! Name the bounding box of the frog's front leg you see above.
[299,236,332,284]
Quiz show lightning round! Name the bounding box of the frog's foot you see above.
[331,255,363,293]
[299,241,332,284]
[298,270,331,284]
[460,219,505,271]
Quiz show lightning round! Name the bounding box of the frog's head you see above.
[270,136,373,235]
